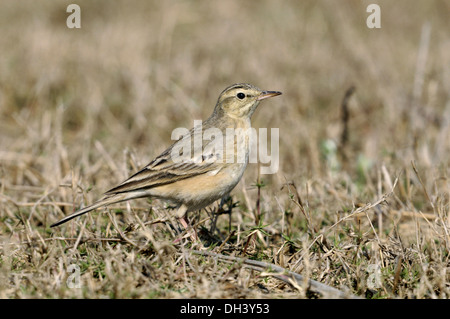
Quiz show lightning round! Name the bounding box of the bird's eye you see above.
[237,92,245,100]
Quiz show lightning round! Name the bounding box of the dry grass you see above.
[0,0,449,299]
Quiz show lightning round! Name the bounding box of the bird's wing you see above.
[104,129,226,195]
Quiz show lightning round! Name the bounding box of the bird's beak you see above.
[257,90,282,101]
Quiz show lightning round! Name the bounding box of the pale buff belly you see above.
[149,162,247,211]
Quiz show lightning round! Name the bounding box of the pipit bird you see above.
[51,83,281,229]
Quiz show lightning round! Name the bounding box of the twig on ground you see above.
[191,249,360,299]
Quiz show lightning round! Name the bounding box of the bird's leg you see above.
[175,204,188,219]
[179,216,198,240]
[217,195,234,235]
[173,205,198,242]
[210,195,229,235]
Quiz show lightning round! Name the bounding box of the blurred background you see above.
[0,0,449,237]
[1,0,449,299]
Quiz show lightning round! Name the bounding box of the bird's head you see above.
[215,83,281,119]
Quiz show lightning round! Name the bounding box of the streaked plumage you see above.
[51,83,281,228]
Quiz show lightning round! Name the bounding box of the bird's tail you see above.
[50,194,128,228]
